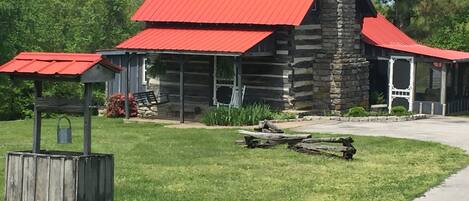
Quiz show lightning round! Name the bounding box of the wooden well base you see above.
[4,151,114,201]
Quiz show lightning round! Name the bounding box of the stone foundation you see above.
[138,107,159,119]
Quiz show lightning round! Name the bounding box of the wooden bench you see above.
[133,91,169,109]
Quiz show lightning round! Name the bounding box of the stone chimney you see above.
[312,0,369,114]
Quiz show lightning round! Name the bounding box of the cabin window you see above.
[212,56,243,107]
[213,56,235,105]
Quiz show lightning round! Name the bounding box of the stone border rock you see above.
[264,114,428,124]
[327,114,428,122]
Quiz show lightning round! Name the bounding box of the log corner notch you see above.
[237,122,357,160]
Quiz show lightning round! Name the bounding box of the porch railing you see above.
[412,99,469,115]
[412,101,444,115]
[447,98,469,114]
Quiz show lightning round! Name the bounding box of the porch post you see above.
[234,57,243,106]
[33,81,42,153]
[387,58,395,113]
[179,58,186,123]
[125,53,131,119]
[454,63,459,98]
[441,64,448,116]
[409,57,415,112]
[213,56,217,105]
[84,83,93,156]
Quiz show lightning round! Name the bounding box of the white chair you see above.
[217,85,246,108]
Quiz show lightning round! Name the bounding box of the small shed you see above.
[0,52,121,201]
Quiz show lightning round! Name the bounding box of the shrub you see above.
[0,77,34,121]
[201,104,274,126]
[368,111,390,117]
[391,106,411,116]
[272,112,297,120]
[105,93,138,118]
[370,91,386,105]
[0,77,110,121]
[345,107,368,117]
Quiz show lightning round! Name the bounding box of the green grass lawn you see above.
[1,117,468,201]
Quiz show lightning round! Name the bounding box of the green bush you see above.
[0,77,34,121]
[0,77,108,121]
[272,112,297,120]
[370,91,386,105]
[345,107,369,117]
[391,106,412,116]
[201,104,274,126]
[368,111,390,117]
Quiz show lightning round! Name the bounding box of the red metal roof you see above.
[131,0,315,26]
[362,14,469,61]
[0,52,121,75]
[116,28,274,54]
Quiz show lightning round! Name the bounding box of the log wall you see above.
[291,8,322,110]
[102,0,373,115]
[153,54,294,117]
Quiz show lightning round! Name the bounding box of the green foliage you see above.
[425,11,469,51]
[0,0,142,58]
[92,84,107,107]
[370,91,386,105]
[0,77,34,121]
[0,0,142,120]
[42,82,83,99]
[216,57,235,79]
[345,107,369,117]
[391,106,412,116]
[201,104,274,126]
[146,56,168,78]
[373,0,469,52]
[272,112,297,120]
[368,111,391,117]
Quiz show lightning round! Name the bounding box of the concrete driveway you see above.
[293,116,469,201]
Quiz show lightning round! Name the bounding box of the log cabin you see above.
[98,0,469,120]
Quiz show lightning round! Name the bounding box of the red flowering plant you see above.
[105,93,138,118]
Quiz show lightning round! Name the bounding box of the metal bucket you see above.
[57,116,72,144]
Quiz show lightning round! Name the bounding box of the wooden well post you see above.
[0,52,122,201]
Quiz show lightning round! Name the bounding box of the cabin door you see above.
[388,56,415,112]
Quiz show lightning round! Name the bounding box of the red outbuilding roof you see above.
[362,14,469,61]
[117,28,274,54]
[0,52,121,75]
[131,0,315,26]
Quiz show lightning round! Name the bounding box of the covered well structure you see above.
[0,52,121,201]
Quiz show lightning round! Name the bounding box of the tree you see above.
[373,0,418,31]
[372,0,469,51]
[0,0,143,120]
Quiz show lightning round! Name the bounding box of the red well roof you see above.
[362,14,469,61]
[0,52,121,75]
[116,28,274,54]
[131,0,315,26]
